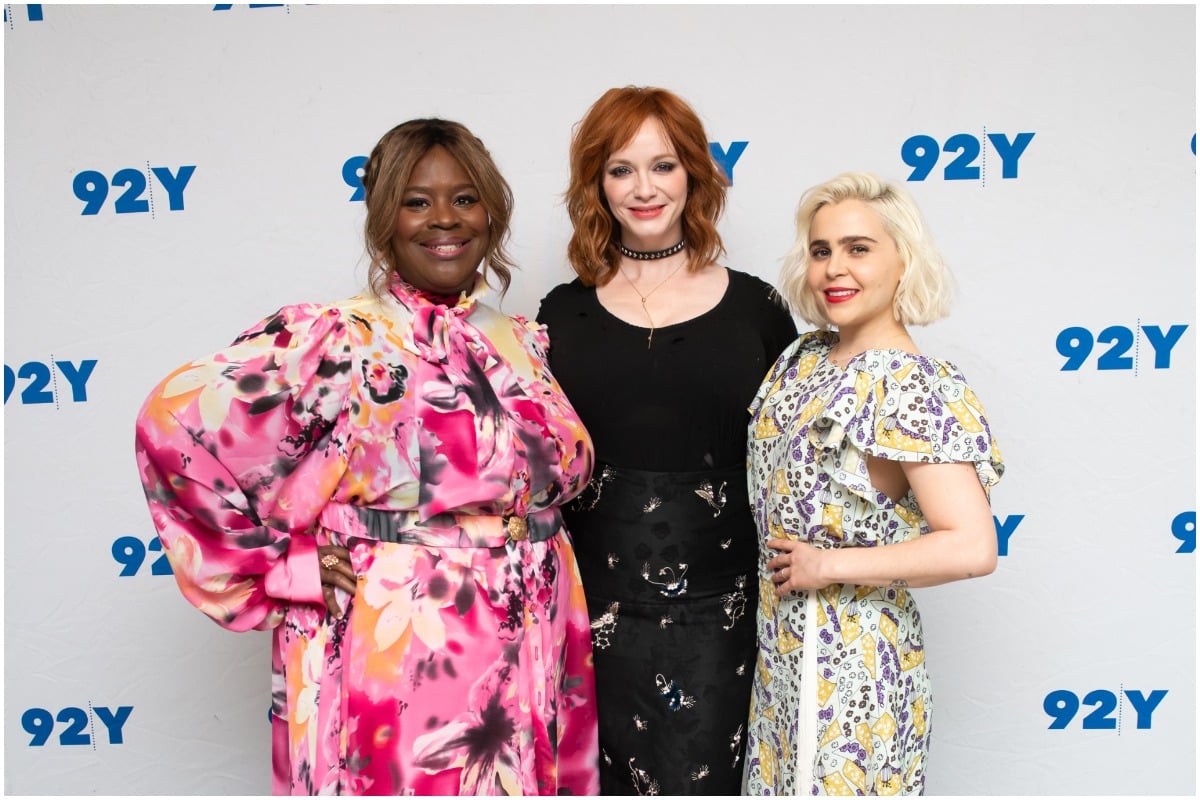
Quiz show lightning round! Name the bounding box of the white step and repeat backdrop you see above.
[4,3,1196,795]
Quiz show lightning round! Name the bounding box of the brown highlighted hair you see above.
[362,118,516,296]
[565,87,727,286]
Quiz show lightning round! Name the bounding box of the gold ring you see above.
[505,515,528,542]
[320,554,340,569]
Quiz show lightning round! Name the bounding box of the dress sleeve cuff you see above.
[264,534,324,605]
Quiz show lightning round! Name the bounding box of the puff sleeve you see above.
[134,304,354,632]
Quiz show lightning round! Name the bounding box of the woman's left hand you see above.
[766,538,830,595]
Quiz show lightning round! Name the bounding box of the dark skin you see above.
[317,544,356,618]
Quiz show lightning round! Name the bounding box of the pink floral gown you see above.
[134,275,600,795]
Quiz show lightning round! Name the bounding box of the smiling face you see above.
[805,199,906,338]
[390,145,489,295]
[601,117,689,251]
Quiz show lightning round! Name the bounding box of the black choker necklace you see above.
[617,240,685,261]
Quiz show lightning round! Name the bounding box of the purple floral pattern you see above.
[745,331,1003,795]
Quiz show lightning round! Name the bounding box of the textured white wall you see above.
[3,4,1195,794]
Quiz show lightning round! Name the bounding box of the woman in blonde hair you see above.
[538,86,796,794]
[745,172,1004,794]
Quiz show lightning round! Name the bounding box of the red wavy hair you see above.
[565,86,728,286]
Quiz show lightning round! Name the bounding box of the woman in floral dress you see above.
[745,172,1004,795]
[134,119,599,795]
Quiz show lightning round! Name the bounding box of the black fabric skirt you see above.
[564,461,758,796]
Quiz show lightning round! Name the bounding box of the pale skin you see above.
[595,115,728,328]
[597,258,728,329]
[767,460,997,595]
[768,198,997,596]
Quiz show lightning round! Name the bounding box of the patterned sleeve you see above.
[749,333,810,419]
[504,311,595,507]
[134,303,354,632]
[808,351,1004,496]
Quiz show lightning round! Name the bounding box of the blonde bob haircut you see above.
[565,86,728,286]
[362,118,516,297]
[779,172,954,328]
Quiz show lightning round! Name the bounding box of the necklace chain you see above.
[620,259,688,349]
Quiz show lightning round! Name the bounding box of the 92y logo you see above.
[4,358,97,407]
[708,141,747,185]
[113,536,173,577]
[4,4,44,23]
[994,514,1023,556]
[343,156,367,202]
[1044,689,1167,731]
[901,130,1034,183]
[73,165,195,216]
[22,704,133,746]
[1056,323,1188,372]
[1172,511,1195,554]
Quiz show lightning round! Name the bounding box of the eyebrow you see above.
[403,183,477,194]
[810,235,880,246]
[606,154,677,166]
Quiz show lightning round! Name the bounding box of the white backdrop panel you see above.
[4,4,1195,795]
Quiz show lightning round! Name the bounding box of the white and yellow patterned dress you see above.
[744,331,1003,795]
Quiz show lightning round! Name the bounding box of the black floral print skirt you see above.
[565,461,758,795]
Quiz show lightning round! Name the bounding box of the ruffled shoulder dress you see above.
[745,330,1003,796]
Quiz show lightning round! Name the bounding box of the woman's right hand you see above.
[766,538,832,595]
[317,544,356,618]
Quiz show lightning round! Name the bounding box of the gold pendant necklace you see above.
[620,260,687,348]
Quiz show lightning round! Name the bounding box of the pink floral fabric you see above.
[135,275,599,795]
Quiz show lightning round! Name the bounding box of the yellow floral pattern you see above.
[745,331,1003,795]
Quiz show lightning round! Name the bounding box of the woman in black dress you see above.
[537,86,797,795]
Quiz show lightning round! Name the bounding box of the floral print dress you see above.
[134,276,600,795]
[744,331,1003,795]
